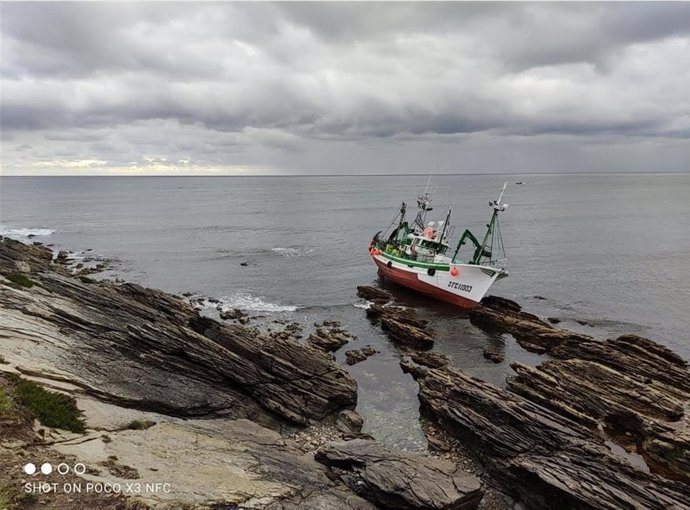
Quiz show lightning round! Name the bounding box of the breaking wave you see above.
[0,226,55,239]
[197,292,298,313]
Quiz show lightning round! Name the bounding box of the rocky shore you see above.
[3,238,689,509]
[0,238,486,510]
[357,286,690,509]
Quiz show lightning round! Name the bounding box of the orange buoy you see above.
[450,267,459,277]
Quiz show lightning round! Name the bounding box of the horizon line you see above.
[1,170,689,178]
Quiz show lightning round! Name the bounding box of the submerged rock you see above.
[316,439,483,510]
[482,349,504,364]
[307,321,355,353]
[345,345,377,365]
[218,307,250,324]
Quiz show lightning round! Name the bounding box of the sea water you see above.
[1,173,688,449]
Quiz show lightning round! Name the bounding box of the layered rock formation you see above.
[359,286,434,349]
[0,238,357,426]
[316,439,483,510]
[401,295,690,509]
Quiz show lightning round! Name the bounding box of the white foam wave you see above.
[271,247,314,258]
[198,292,297,313]
[353,301,372,310]
[0,226,55,239]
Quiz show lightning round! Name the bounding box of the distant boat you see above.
[368,183,509,310]
[515,181,526,185]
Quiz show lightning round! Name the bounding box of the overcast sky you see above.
[1,2,689,176]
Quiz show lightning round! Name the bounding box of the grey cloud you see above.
[0,2,688,175]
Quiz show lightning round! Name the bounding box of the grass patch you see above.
[126,419,156,430]
[0,482,14,509]
[13,378,85,433]
[0,386,15,416]
[5,272,34,288]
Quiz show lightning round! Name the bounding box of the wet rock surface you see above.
[316,439,483,510]
[355,286,690,509]
[345,345,378,365]
[381,317,434,349]
[364,299,435,350]
[357,285,392,303]
[307,320,356,353]
[482,349,504,364]
[470,295,593,355]
[403,327,690,509]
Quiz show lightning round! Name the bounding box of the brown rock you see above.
[356,286,392,303]
[482,349,504,363]
[380,317,434,350]
[345,346,377,366]
[316,439,482,510]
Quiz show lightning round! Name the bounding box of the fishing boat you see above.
[368,182,509,309]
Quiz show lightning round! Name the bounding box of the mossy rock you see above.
[126,419,156,430]
[5,272,34,288]
[12,377,85,433]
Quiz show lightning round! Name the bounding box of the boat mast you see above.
[477,182,508,263]
[435,207,451,253]
[451,182,508,265]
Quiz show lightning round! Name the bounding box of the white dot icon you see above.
[23,463,36,475]
[40,463,53,475]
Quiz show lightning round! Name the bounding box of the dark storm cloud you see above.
[0,2,688,175]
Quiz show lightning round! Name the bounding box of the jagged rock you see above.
[356,285,392,303]
[315,439,482,510]
[0,237,357,427]
[547,317,561,324]
[404,350,449,369]
[345,345,377,365]
[307,322,354,353]
[405,330,690,509]
[366,303,429,329]
[482,349,504,364]
[56,250,69,263]
[471,295,592,354]
[380,317,434,349]
[218,307,249,324]
[335,410,364,434]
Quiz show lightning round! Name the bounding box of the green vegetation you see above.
[126,419,156,430]
[5,272,34,288]
[13,378,85,433]
[0,482,13,509]
[0,386,15,416]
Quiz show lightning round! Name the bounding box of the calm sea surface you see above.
[1,174,688,449]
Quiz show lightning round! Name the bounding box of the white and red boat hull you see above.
[372,253,504,310]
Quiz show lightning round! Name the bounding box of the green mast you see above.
[452,182,509,265]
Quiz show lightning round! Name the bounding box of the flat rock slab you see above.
[316,439,482,510]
